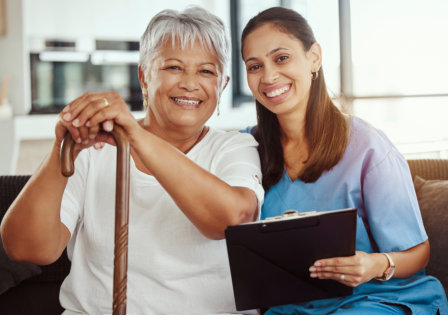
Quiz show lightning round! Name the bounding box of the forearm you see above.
[380,240,430,279]
[56,92,259,238]
[131,128,258,239]
[1,141,70,264]
[311,240,430,287]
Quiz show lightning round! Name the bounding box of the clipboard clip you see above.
[263,210,319,222]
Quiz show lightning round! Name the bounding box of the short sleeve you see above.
[362,149,427,252]
[60,150,89,235]
[239,126,256,134]
[213,132,264,219]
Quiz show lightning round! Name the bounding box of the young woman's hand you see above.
[309,251,388,287]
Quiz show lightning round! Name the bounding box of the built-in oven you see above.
[29,39,143,114]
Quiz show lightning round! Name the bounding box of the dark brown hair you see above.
[241,7,348,190]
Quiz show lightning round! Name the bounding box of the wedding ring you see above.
[340,274,345,281]
[103,98,109,106]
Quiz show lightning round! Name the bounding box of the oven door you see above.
[30,52,143,113]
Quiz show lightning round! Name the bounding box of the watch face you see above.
[385,267,395,280]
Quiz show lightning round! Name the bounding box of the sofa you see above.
[0,159,447,314]
[0,175,70,314]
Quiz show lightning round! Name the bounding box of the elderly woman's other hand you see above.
[60,91,141,148]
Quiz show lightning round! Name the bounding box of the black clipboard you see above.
[225,208,357,311]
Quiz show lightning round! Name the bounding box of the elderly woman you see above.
[1,7,263,314]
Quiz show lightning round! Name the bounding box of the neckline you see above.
[184,126,210,155]
[130,127,213,181]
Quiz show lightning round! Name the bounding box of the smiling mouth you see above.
[171,97,202,106]
[265,85,290,98]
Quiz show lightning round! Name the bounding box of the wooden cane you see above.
[60,126,130,315]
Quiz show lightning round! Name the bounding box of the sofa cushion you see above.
[414,176,448,291]
[0,236,41,295]
[0,279,64,314]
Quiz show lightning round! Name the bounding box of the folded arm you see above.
[1,141,71,265]
[60,92,261,240]
[0,115,99,264]
[130,128,260,239]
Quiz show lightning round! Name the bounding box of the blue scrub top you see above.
[243,116,448,314]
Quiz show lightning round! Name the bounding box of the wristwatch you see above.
[376,253,395,281]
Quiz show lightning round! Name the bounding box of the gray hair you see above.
[139,6,231,87]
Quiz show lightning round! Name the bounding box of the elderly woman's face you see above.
[143,38,223,132]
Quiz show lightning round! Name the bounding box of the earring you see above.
[311,71,319,81]
[143,96,148,108]
[217,103,220,116]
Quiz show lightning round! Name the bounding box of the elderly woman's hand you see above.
[309,251,388,287]
[60,92,140,147]
[54,116,96,157]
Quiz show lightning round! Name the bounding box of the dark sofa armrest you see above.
[0,175,71,314]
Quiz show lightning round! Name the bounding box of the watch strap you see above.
[375,253,395,281]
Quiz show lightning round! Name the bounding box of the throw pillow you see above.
[413,176,448,290]
[0,236,41,295]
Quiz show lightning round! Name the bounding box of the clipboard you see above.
[225,208,357,311]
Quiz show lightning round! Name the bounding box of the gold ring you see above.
[103,98,109,106]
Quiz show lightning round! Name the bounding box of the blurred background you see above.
[0,0,447,174]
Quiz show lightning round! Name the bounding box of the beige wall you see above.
[15,139,53,174]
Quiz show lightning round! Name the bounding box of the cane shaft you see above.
[60,127,130,315]
[111,127,130,315]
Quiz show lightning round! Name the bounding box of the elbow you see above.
[205,203,258,241]
[202,218,233,240]
[3,245,30,263]
[5,245,59,265]
[422,240,431,269]
[1,235,30,263]
[203,231,226,241]
[1,231,59,265]
[198,209,254,241]
[227,197,258,226]
[227,207,257,227]
[198,191,258,240]
[0,226,20,261]
[227,188,259,226]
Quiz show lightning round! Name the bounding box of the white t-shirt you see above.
[59,128,264,314]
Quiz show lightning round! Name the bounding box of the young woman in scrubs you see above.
[241,6,447,314]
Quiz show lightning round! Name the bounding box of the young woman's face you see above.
[242,23,321,117]
[141,38,226,134]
